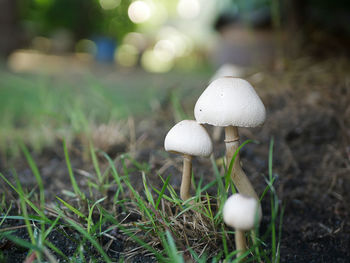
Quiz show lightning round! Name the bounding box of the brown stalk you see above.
[180,154,192,201]
[235,229,247,260]
[224,126,259,201]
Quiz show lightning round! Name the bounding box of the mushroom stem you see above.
[224,126,259,201]
[235,229,247,260]
[180,154,192,200]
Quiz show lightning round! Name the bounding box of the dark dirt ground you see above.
[1,58,350,262]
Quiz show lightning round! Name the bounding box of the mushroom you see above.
[194,77,266,201]
[210,63,246,83]
[210,64,246,142]
[223,194,262,259]
[164,120,213,201]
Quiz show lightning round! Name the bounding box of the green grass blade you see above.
[0,173,49,221]
[63,140,85,200]
[155,175,171,210]
[152,187,175,203]
[87,197,107,233]
[0,215,46,223]
[0,232,41,251]
[221,224,228,258]
[121,176,156,225]
[19,143,45,211]
[101,152,125,195]
[164,230,184,263]
[14,174,35,245]
[44,240,69,261]
[0,203,12,227]
[43,216,61,240]
[54,208,112,263]
[210,155,225,196]
[142,172,155,208]
[276,205,284,263]
[19,143,47,250]
[101,209,166,261]
[56,197,87,221]
[259,176,276,202]
[268,138,277,262]
[89,142,103,184]
[188,247,207,263]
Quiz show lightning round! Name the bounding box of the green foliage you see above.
[19,0,135,39]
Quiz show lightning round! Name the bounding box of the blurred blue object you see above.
[93,37,116,63]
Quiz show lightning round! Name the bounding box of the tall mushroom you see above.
[223,194,262,260]
[194,77,266,200]
[164,120,213,200]
[210,64,246,142]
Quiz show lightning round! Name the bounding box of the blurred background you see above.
[1,0,350,155]
[1,0,350,72]
[1,2,350,260]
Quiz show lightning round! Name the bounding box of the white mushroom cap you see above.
[223,194,262,231]
[210,64,246,83]
[164,120,213,157]
[194,77,266,127]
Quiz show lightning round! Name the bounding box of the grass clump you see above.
[0,137,282,262]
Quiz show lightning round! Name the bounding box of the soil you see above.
[1,58,350,262]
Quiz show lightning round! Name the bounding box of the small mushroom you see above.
[223,194,262,259]
[194,77,266,201]
[164,120,213,201]
[210,63,246,84]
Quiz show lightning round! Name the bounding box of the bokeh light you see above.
[99,0,121,10]
[123,32,147,51]
[141,49,173,73]
[154,40,175,62]
[147,2,168,26]
[177,0,200,19]
[157,26,193,57]
[128,1,152,24]
[75,39,97,55]
[115,44,139,67]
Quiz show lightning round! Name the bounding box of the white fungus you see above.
[223,193,262,231]
[194,77,266,127]
[164,120,213,157]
